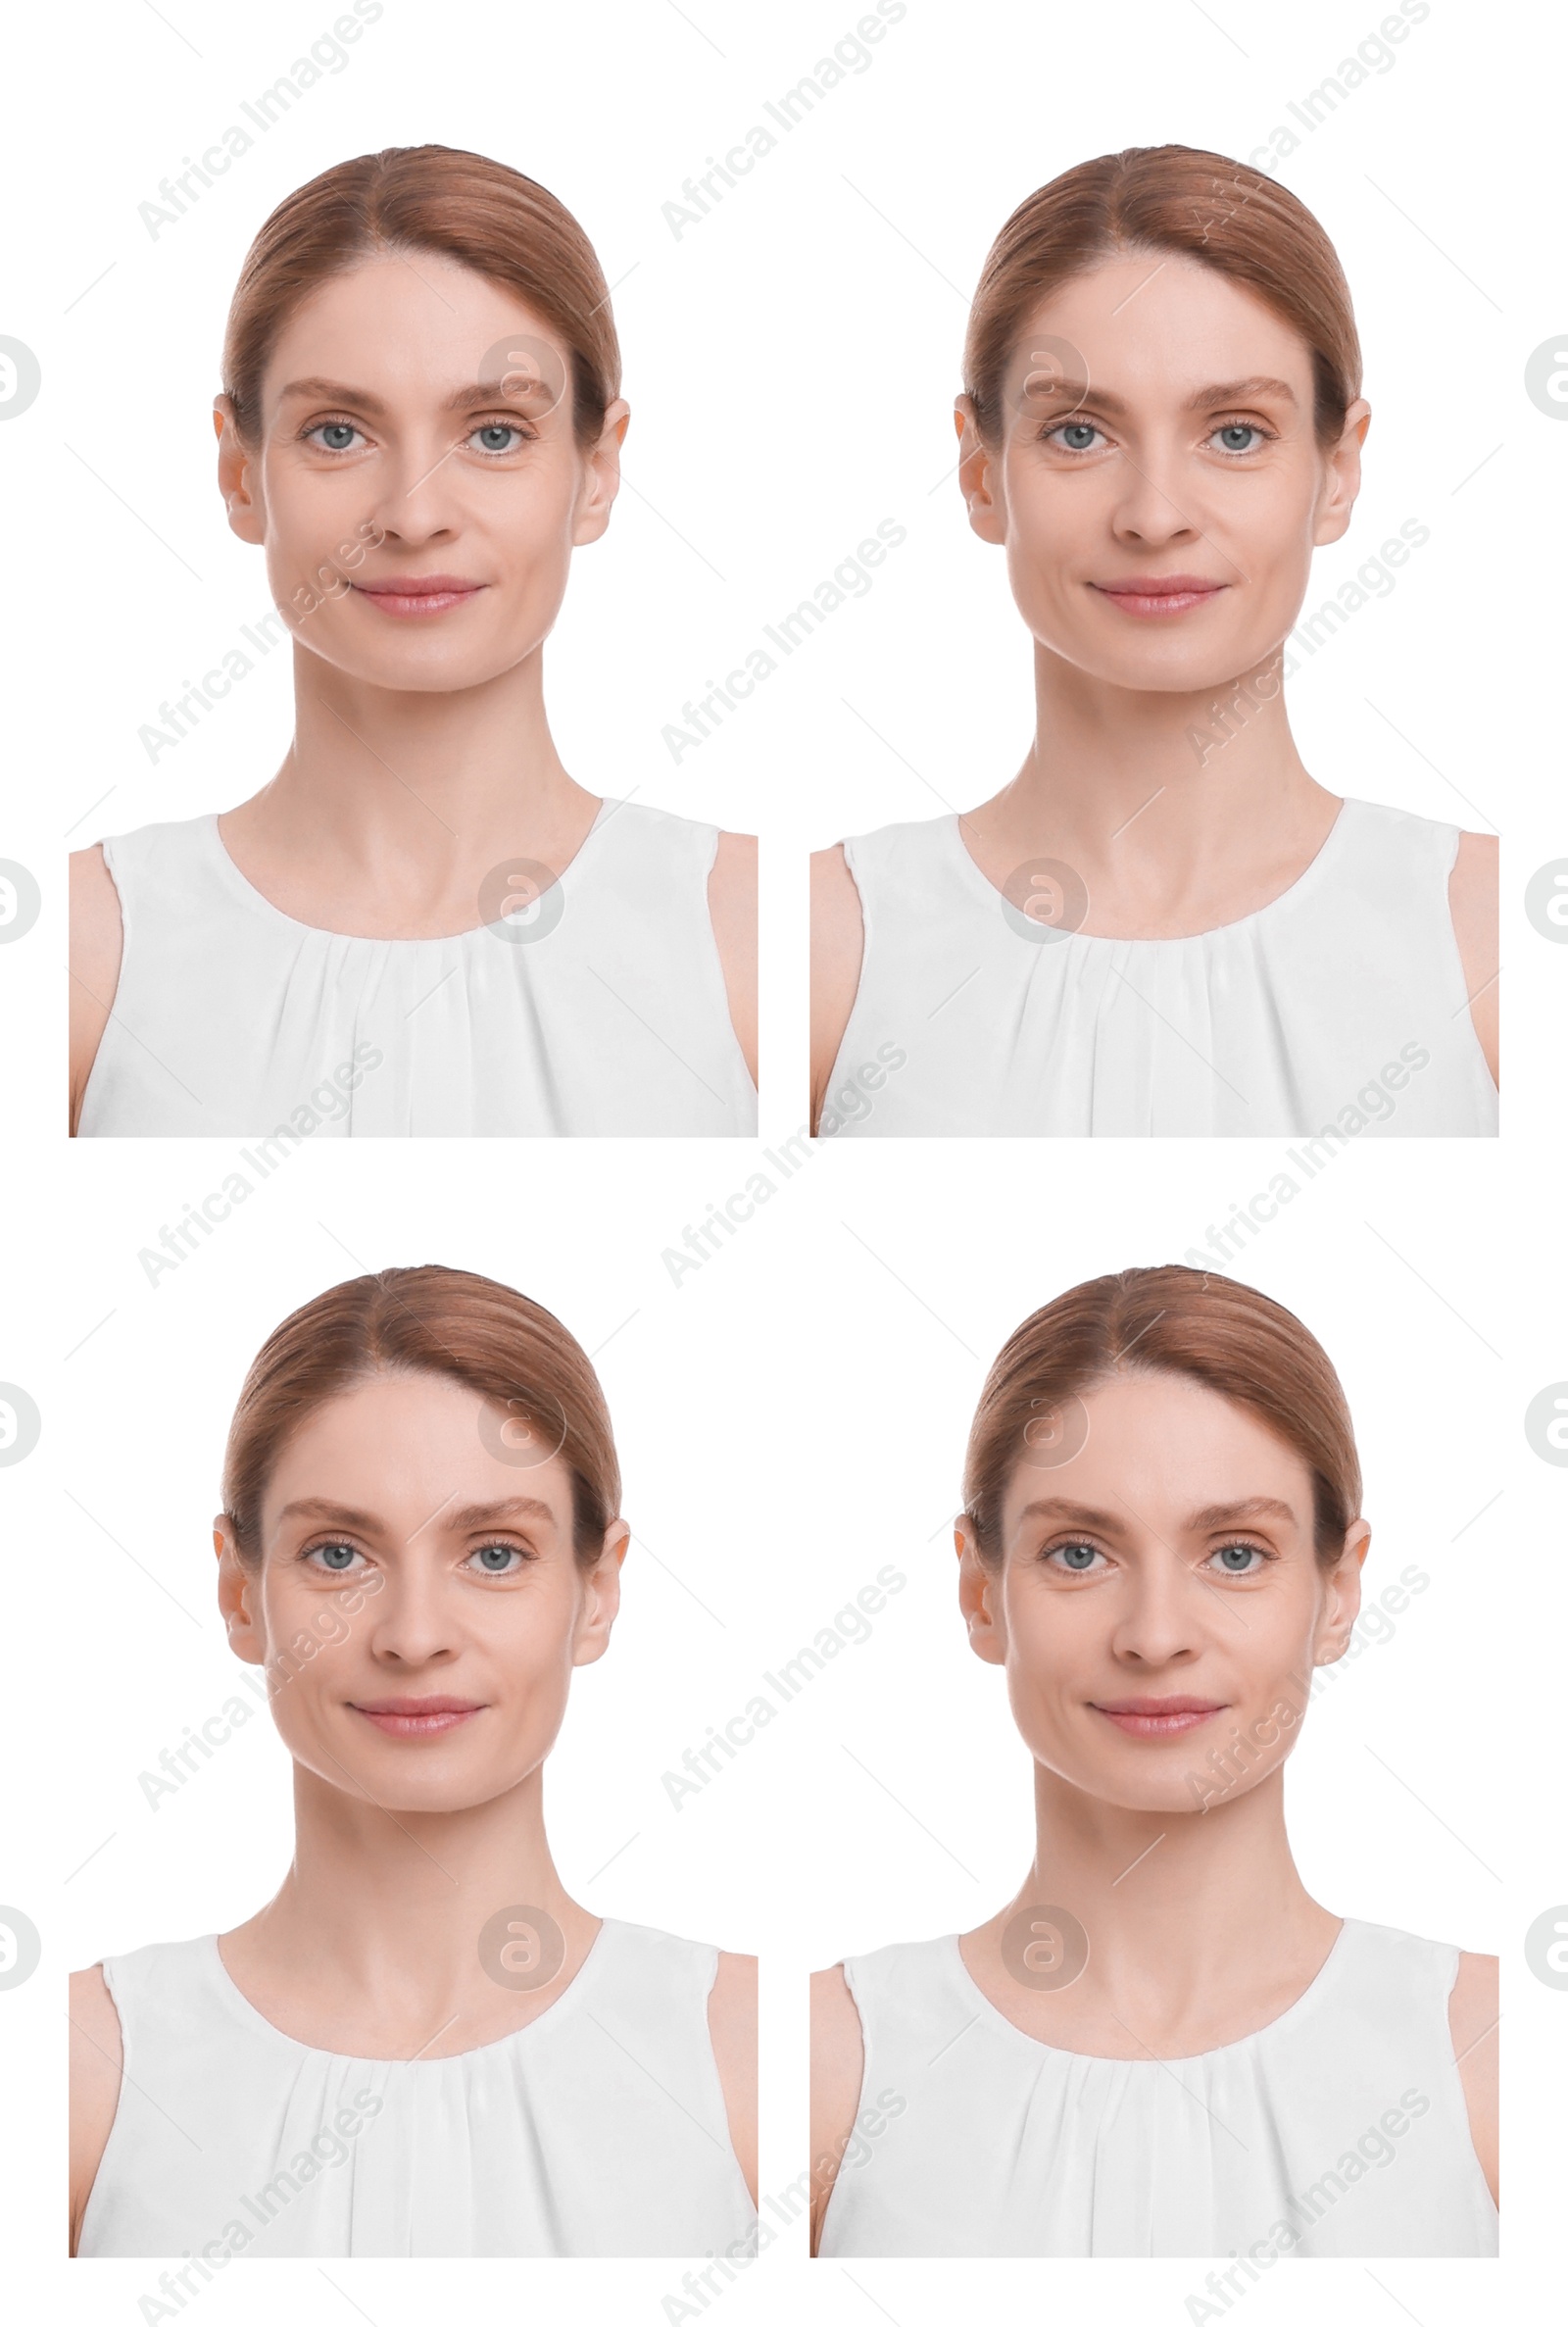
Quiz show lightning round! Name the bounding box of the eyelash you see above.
[1039,416,1277,457]
[298,1538,536,1576]
[301,414,538,457]
[301,1537,367,1575]
[464,1540,535,1576]
[1041,1535,1276,1576]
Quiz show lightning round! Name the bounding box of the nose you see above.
[364,1559,460,1668]
[1106,1546,1208,1667]
[1105,435,1201,554]
[365,436,464,553]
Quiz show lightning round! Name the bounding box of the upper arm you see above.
[707,830,758,1089]
[1447,829,1497,1088]
[809,845,863,1135]
[808,1962,864,2254]
[69,844,123,1135]
[69,1963,123,2253]
[1448,1949,1497,2207]
[707,1948,758,2206]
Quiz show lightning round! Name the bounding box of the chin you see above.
[1058,631,1258,695]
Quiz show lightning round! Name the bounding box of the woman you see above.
[809,1265,1497,2257]
[70,1266,758,2258]
[810,146,1496,1138]
[70,146,758,1138]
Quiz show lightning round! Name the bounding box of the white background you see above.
[2,0,1564,2320]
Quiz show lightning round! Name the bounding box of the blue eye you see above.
[469,1542,525,1574]
[308,1540,360,1572]
[1049,420,1102,453]
[1211,421,1264,454]
[1049,1540,1102,1573]
[1209,1542,1263,1574]
[470,421,524,454]
[311,421,361,452]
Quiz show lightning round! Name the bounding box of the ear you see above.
[1311,396,1370,550]
[955,394,1005,546]
[215,1515,267,1667]
[214,395,266,546]
[571,396,629,548]
[956,1514,1007,1665]
[571,1516,629,1666]
[1312,1517,1370,1667]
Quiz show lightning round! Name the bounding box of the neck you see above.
[223,642,601,924]
[1007,1761,1330,2020]
[968,641,1337,926]
[240,1762,592,2022]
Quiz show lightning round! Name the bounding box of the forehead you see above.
[1000,1369,1313,1523]
[261,1371,574,1520]
[1005,252,1311,399]
[264,252,571,405]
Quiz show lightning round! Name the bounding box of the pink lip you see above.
[1092,1696,1227,1738]
[352,574,485,619]
[1090,574,1228,618]
[350,1696,484,1738]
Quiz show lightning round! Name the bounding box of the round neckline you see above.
[207,1914,615,2065]
[945,1913,1352,2069]
[942,795,1355,947]
[203,794,622,947]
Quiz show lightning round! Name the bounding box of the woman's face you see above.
[957,251,1369,696]
[216,1370,625,1815]
[216,253,627,692]
[958,1369,1366,1816]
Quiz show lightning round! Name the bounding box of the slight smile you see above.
[350,573,486,618]
[1091,1695,1227,1738]
[349,1695,485,1738]
[1089,574,1228,619]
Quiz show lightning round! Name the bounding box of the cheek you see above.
[1230,1593,1321,1699]
[488,470,586,565]
[1243,469,1323,573]
[1000,1584,1083,1691]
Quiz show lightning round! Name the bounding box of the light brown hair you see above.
[221,144,620,446]
[963,144,1361,447]
[221,1265,621,1564]
[962,1264,1361,1564]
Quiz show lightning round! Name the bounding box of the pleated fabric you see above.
[821,800,1496,1138]
[79,801,757,1138]
[79,1919,758,2258]
[818,1919,1497,2257]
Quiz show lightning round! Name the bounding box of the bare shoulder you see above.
[707,1949,758,2204]
[69,844,124,1134]
[809,844,864,1132]
[1447,829,1497,1087]
[707,830,758,1088]
[809,1962,865,2253]
[1448,1949,1497,2207]
[69,1963,123,2253]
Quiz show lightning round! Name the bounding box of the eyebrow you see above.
[1187,1496,1299,1530]
[273,376,548,416]
[1013,1497,1129,1534]
[273,1493,559,1535]
[1022,373,1298,417]
[1013,1493,1298,1533]
[441,1496,558,1531]
[274,1496,382,1530]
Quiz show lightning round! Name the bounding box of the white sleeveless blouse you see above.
[821,799,1496,1138]
[78,1918,758,2258]
[78,800,757,1138]
[819,1918,1496,2257]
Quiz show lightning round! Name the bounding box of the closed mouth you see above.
[1089,575,1228,618]
[351,575,485,617]
[1091,1696,1227,1737]
[349,1697,485,1736]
